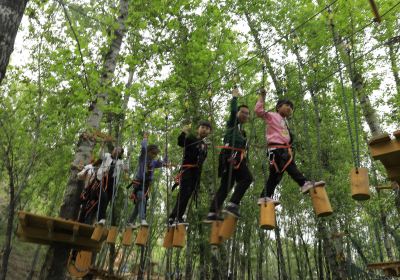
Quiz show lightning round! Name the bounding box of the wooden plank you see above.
[368,133,391,146]
[367,261,400,269]
[17,226,103,251]
[368,140,400,161]
[18,211,95,238]
[17,233,99,252]
[16,211,109,251]
[18,212,27,227]
[106,226,118,244]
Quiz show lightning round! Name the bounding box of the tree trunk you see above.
[275,226,288,280]
[0,167,15,280]
[256,228,264,280]
[26,245,41,280]
[348,235,368,265]
[318,220,348,280]
[316,238,324,280]
[184,226,193,280]
[0,0,28,85]
[137,247,146,280]
[292,234,303,280]
[379,200,394,260]
[244,11,284,97]
[329,221,348,279]
[329,15,383,137]
[388,43,400,96]
[296,220,313,280]
[211,246,221,280]
[373,222,384,262]
[40,1,129,279]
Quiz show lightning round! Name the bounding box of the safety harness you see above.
[172,164,199,191]
[217,145,247,169]
[128,180,147,202]
[267,143,293,173]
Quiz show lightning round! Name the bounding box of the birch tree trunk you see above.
[329,15,383,137]
[0,165,15,280]
[244,11,284,97]
[388,43,400,97]
[0,0,28,85]
[40,1,129,279]
[378,193,394,260]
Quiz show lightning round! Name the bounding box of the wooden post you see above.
[91,224,104,241]
[106,226,118,244]
[135,225,149,246]
[172,224,186,248]
[67,251,92,278]
[350,167,370,200]
[209,220,222,245]
[71,224,79,242]
[219,213,238,241]
[122,227,133,246]
[259,202,276,230]
[163,227,174,248]
[309,184,333,217]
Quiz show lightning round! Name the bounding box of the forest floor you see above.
[0,236,42,280]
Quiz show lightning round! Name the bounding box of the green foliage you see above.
[1,0,400,279]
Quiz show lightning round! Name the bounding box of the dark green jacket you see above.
[222,97,247,149]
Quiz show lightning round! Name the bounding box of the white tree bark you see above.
[329,17,383,137]
[41,1,129,279]
[244,11,284,97]
[0,0,28,85]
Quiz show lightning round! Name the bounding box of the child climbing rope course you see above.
[254,88,325,205]
[127,132,167,228]
[168,120,212,225]
[205,87,253,221]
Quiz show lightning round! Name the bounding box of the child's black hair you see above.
[276,99,294,111]
[197,120,212,130]
[148,144,160,154]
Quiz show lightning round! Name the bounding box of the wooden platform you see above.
[368,131,400,183]
[367,261,400,277]
[16,211,107,251]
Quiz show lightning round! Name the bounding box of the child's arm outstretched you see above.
[254,88,268,119]
[139,132,149,160]
[178,125,195,147]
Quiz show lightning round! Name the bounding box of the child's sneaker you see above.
[257,197,280,206]
[301,181,314,194]
[203,212,217,223]
[96,219,106,226]
[141,219,148,226]
[314,180,325,187]
[177,218,189,225]
[301,180,325,194]
[167,218,174,227]
[224,202,240,217]
[126,223,137,229]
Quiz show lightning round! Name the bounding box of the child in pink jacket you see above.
[254,89,324,205]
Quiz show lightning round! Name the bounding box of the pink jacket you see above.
[254,99,291,145]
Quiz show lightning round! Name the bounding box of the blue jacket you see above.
[135,139,166,182]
